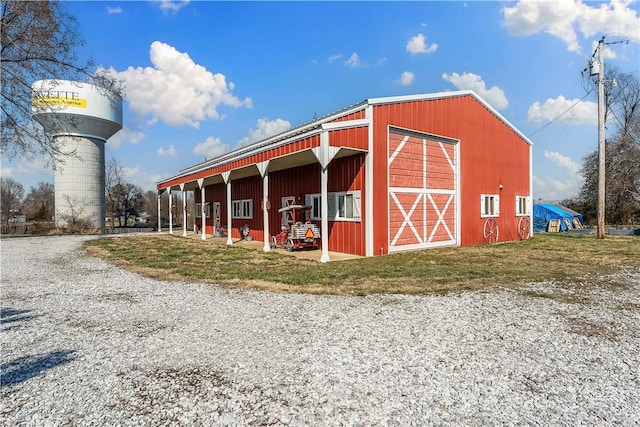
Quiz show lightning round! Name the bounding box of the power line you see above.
[528,89,594,138]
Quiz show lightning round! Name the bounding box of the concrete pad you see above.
[184,233,361,262]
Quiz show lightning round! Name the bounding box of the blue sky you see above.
[3,0,639,202]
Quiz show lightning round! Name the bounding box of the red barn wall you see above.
[372,95,530,253]
[195,154,366,255]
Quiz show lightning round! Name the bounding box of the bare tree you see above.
[112,183,143,227]
[21,182,54,221]
[0,177,24,227]
[1,0,123,160]
[105,156,124,229]
[57,194,92,233]
[142,190,159,230]
[104,156,143,228]
[567,70,640,225]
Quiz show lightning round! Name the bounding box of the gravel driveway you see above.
[1,235,639,426]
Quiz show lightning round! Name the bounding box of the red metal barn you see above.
[157,91,533,262]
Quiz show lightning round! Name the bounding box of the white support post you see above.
[168,189,173,235]
[257,161,271,252]
[181,185,187,237]
[222,171,233,245]
[312,131,338,263]
[365,105,374,257]
[320,165,330,263]
[157,191,161,233]
[199,178,206,241]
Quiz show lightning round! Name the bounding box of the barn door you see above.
[388,129,457,252]
[281,196,296,226]
[213,202,221,231]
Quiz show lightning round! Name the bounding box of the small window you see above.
[232,199,253,219]
[195,203,210,218]
[305,191,361,222]
[306,194,321,220]
[480,194,500,218]
[335,191,360,221]
[516,196,531,216]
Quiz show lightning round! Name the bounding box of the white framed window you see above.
[336,191,361,220]
[232,199,253,219]
[516,196,531,216]
[480,194,500,218]
[195,203,210,218]
[305,191,361,222]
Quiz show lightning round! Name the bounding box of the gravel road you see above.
[1,235,639,426]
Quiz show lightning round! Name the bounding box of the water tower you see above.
[32,80,123,232]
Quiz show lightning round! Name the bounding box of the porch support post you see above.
[222,171,233,245]
[157,190,162,233]
[198,178,206,241]
[168,188,173,235]
[365,105,374,257]
[312,131,339,263]
[320,165,329,263]
[257,161,271,252]
[180,183,187,237]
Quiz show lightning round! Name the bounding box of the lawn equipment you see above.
[271,205,320,251]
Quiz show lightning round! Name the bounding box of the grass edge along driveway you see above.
[83,233,640,296]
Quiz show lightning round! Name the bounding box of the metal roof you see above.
[158,90,532,186]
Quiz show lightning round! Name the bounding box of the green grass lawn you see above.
[84,233,640,295]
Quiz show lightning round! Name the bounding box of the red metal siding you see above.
[158,135,320,189]
[329,109,365,123]
[372,95,530,253]
[329,127,368,150]
[268,156,366,256]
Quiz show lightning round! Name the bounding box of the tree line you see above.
[561,68,639,226]
[0,157,193,234]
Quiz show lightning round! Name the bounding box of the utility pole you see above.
[596,37,606,239]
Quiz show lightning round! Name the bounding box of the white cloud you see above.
[442,72,509,110]
[117,166,163,192]
[102,41,252,128]
[107,127,145,148]
[502,0,639,53]
[236,118,291,148]
[158,0,190,15]
[406,33,438,55]
[397,71,415,86]
[533,151,584,200]
[533,175,580,201]
[106,5,123,15]
[527,95,597,126]
[0,156,54,191]
[544,150,581,175]
[193,136,230,160]
[157,144,176,157]
[591,39,617,59]
[345,52,362,68]
[328,54,343,63]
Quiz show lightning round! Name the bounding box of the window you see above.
[480,194,500,217]
[309,195,321,220]
[232,199,253,219]
[195,203,210,218]
[305,191,361,221]
[516,196,531,216]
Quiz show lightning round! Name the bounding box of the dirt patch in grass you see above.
[84,233,640,296]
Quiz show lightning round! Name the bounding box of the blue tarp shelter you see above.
[533,204,584,232]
